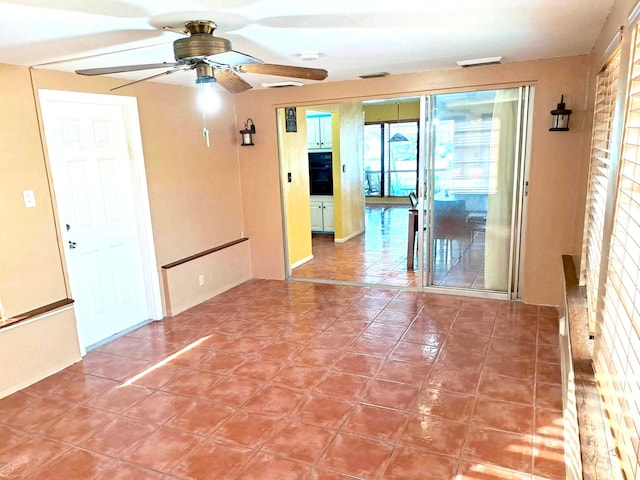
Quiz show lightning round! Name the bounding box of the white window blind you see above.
[594,25,640,480]
[582,48,621,334]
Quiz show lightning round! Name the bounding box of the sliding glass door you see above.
[418,87,529,296]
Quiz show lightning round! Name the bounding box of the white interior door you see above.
[39,91,161,350]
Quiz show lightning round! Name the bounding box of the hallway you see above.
[0,279,564,479]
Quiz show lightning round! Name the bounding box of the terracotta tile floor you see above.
[0,280,565,479]
[292,205,485,289]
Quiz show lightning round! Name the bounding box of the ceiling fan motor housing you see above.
[173,35,232,61]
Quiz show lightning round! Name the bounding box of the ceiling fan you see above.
[75,20,329,93]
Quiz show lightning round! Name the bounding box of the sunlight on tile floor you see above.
[0,280,564,479]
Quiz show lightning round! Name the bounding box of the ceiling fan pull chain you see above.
[203,126,210,148]
[202,102,210,147]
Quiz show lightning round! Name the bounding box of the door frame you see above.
[38,89,163,353]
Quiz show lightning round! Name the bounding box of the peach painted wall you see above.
[0,308,80,399]
[234,55,590,306]
[0,65,251,392]
[234,97,286,279]
[0,63,249,395]
[0,64,68,317]
[30,69,245,268]
[162,241,251,316]
[29,68,248,315]
[0,64,82,398]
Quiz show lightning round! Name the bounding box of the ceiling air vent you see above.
[261,81,304,88]
[358,72,390,79]
[456,56,502,68]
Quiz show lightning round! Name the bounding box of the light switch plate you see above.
[23,190,36,208]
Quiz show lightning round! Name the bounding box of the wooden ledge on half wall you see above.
[161,238,249,270]
[0,298,74,331]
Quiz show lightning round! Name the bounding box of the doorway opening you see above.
[278,86,531,300]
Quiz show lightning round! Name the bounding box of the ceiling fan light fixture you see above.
[456,56,503,68]
[195,63,215,81]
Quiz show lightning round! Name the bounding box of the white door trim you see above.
[38,90,163,347]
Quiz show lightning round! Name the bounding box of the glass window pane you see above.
[364,124,382,197]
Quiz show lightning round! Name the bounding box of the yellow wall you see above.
[334,102,365,242]
[278,107,313,267]
[280,103,365,244]
[234,55,590,306]
[331,112,344,239]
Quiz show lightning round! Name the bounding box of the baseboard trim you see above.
[335,229,364,243]
[291,255,313,269]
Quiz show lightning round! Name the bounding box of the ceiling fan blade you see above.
[110,65,193,91]
[33,38,169,68]
[76,62,180,76]
[239,63,327,81]
[215,69,253,94]
[206,50,262,66]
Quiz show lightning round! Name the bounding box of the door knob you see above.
[69,241,77,249]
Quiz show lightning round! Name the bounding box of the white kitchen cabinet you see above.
[307,114,333,151]
[322,202,335,231]
[310,197,334,233]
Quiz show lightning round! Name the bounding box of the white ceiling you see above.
[0,0,614,90]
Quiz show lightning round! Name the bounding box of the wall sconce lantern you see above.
[240,118,256,146]
[549,95,572,131]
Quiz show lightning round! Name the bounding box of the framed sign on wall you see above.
[285,107,297,132]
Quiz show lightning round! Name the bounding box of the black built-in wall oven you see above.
[308,151,333,195]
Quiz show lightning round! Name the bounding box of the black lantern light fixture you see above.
[549,95,572,131]
[240,118,256,146]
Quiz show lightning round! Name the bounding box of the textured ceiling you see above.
[0,0,614,90]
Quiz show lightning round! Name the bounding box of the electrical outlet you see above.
[23,190,36,208]
[198,274,205,286]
